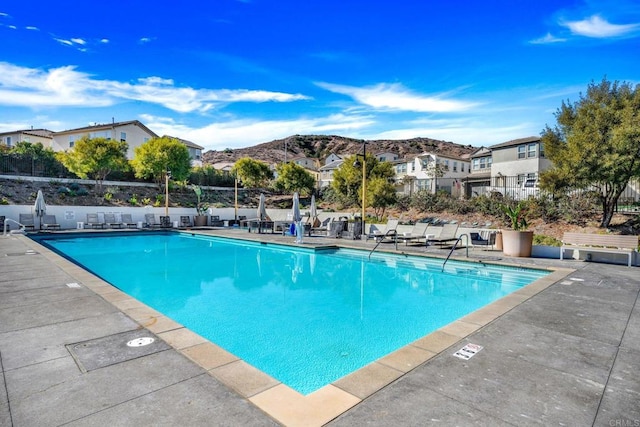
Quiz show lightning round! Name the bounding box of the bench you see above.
[560,232,638,267]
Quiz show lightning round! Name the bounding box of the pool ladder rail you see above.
[2,218,26,237]
[441,235,469,272]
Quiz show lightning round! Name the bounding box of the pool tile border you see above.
[21,234,573,427]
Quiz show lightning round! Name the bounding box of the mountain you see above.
[202,135,478,165]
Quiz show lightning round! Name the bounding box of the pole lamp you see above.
[234,174,239,223]
[352,141,366,237]
[164,169,171,217]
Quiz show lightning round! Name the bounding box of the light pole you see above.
[234,174,239,223]
[353,141,367,238]
[164,169,171,217]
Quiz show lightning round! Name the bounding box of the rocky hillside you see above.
[203,134,478,164]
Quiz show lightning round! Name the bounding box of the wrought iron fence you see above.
[0,154,75,178]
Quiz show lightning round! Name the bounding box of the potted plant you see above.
[192,185,209,226]
[500,201,534,257]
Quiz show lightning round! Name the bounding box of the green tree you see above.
[540,78,640,227]
[367,176,398,219]
[331,154,396,210]
[11,141,56,159]
[131,137,191,187]
[56,136,129,191]
[232,157,273,188]
[272,162,316,195]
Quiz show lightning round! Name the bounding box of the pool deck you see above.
[1,229,639,426]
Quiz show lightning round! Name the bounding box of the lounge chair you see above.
[19,213,35,231]
[309,217,331,236]
[469,231,496,249]
[145,214,162,228]
[180,216,191,228]
[210,215,224,227]
[366,219,398,242]
[396,222,431,246]
[121,213,137,228]
[41,214,61,230]
[426,223,460,247]
[86,213,106,229]
[104,213,123,228]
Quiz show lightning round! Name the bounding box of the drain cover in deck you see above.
[67,329,170,372]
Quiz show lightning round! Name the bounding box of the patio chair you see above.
[120,213,137,228]
[210,215,224,227]
[41,214,61,230]
[426,223,460,247]
[86,213,106,229]
[180,216,192,228]
[396,222,431,246]
[309,217,331,236]
[104,213,123,228]
[19,213,35,231]
[366,219,398,242]
[469,230,496,249]
[145,214,161,228]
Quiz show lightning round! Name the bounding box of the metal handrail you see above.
[3,218,25,236]
[441,234,469,272]
[368,232,398,260]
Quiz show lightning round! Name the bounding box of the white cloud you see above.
[100,38,109,44]
[0,62,310,113]
[561,14,640,38]
[71,38,86,45]
[530,32,567,44]
[316,82,478,113]
[25,26,39,31]
[139,37,154,44]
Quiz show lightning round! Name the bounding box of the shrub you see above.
[533,234,561,246]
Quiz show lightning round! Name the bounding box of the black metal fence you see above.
[0,154,75,178]
[467,175,640,213]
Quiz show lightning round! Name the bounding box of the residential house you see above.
[466,146,492,197]
[395,152,470,197]
[318,154,343,188]
[51,120,157,159]
[0,129,54,149]
[164,135,204,167]
[487,136,551,197]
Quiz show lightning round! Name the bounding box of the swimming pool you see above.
[35,232,549,395]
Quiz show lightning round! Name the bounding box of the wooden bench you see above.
[560,232,638,267]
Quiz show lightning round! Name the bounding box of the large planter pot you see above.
[501,230,533,257]
[193,215,208,226]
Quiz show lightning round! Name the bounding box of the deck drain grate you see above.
[67,329,170,372]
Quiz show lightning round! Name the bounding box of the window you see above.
[5,136,11,146]
[453,161,458,172]
[479,158,487,169]
[24,136,30,143]
[120,132,126,142]
[461,163,464,172]
[527,143,536,158]
[517,145,526,159]
[411,162,416,172]
[472,159,479,170]
[540,143,545,158]
[69,135,76,148]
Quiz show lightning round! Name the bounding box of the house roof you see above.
[489,136,540,150]
[163,135,204,150]
[0,129,54,138]
[54,120,159,138]
[319,159,344,171]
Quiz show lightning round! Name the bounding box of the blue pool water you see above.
[36,232,549,395]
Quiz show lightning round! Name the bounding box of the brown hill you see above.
[202,134,478,165]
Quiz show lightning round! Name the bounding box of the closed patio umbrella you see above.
[292,192,303,243]
[257,193,268,221]
[309,195,319,227]
[34,189,46,230]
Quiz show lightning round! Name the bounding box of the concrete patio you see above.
[1,229,638,426]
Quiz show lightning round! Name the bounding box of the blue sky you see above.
[1,0,639,152]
